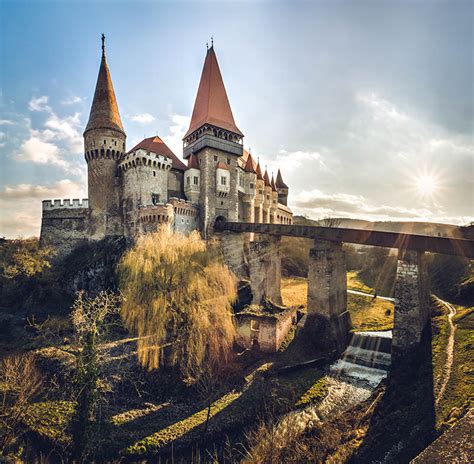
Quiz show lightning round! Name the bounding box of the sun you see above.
[416,173,439,197]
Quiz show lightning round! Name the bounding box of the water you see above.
[277,330,392,434]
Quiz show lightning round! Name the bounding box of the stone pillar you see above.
[247,235,282,305]
[305,240,351,353]
[392,249,430,358]
[216,231,248,279]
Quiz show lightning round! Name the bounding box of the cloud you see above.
[0,179,86,238]
[14,97,85,174]
[292,188,436,222]
[163,114,190,156]
[61,96,83,105]
[0,119,14,125]
[28,96,51,112]
[130,113,155,124]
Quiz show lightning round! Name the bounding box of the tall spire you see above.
[255,160,263,181]
[184,45,243,138]
[275,169,289,189]
[84,34,125,135]
[263,168,271,187]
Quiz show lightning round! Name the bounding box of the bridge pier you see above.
[305,240,352,353]
[216,231,248,279]
[392,249,430,360]
[248,235,282,305]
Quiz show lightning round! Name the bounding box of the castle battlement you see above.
[119,149,172,172]
[42,199,89,210]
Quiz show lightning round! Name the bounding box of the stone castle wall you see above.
[40,200,89,254]
[198,147,240,237]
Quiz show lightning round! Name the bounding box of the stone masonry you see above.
[306,239,352,353]
[392,249,430,357]
[247,236,282,305]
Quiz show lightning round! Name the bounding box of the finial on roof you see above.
[101,33,105,55]
[211,36,214,47]
[206,41,208,51]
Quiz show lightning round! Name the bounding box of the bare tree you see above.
[70,290,121,460]
[319,216,342,228]
[0,353,43,455]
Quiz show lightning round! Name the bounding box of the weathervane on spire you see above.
[206,41,209,51]
[211,36,214,47]
[101,33,106,54]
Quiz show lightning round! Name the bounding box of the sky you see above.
[0,0,473,238]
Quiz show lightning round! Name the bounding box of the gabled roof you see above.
[184,46,243,139]
[84,37,125,135]
[275,169,289,189]
[216,161,230,171]
[129,136,187,171]
[186,153,200,170]
[244,153,256,173]
[263,169,271,187]
[255,161,263,181]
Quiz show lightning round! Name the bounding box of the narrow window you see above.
[193,176,199,185]
[250,183,254,189]
[221,176,227,185]
[153,171,156,177]
[151,193,160,205]
[227,158,230,164]
[214,155,218,161]
[187,177,190,186]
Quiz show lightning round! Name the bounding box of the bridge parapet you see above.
[214,221,474,258]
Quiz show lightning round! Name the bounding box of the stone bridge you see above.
[215,221,474,359]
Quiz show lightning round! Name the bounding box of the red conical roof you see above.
[244,153,256,173]
[255,161,263,181]
[184,46,243,139]
[275,169,288,189]
[85,36,124,135]
[186,153,200,170]
[263,169,271,187]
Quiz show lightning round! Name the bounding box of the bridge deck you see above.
[214,221,474,258]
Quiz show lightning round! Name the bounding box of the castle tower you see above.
[184,153,201,204]
[84,34,126,239]
[275,169,289,206]
[254,161,264,223]
[183,43,244,237]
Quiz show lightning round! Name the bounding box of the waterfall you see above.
[277,330,393,433]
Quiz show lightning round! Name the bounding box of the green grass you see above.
[295,377,328,408]
[348,294,394,331]
[26,400,74,448]
[435,306,474,430]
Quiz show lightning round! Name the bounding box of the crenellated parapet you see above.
[168,197,199,217]
[42,199,89,210]
[119,148,172,173]
[139,203,174,225]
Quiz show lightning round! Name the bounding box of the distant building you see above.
[40,37,292,251]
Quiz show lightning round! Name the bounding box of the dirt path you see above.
[435,296,457,406]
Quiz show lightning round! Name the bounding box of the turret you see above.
[263,169,272,223]
[270,174,278,222]
[84,34,126,239]
[184,153,201,204]
[275,169,289,206]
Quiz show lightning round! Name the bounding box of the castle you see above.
[40,36,292,251]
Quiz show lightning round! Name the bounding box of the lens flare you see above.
[415,173,439,197]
